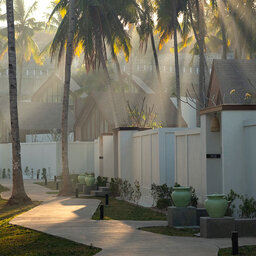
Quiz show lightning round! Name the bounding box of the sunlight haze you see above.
[25,0,52,21]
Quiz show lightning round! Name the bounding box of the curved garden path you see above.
[1,180,256,256]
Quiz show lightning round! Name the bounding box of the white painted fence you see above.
[244,120,256,198]
[0,142,95,179]
[174,129,205,203]
[116,128,187,206]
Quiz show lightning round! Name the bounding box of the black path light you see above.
[100,204,104,220]
[105,194,109,206]
[56,181,59,190]
[75,188,79,198]
[231,231,239,255]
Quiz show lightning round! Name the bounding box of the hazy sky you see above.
[25,0,52,21]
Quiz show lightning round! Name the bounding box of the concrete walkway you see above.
[1,180,256,256]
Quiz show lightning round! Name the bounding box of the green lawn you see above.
[218,246,256,256]
[34,181,59,191]
[0,197,101,256]
[82,196,166,221]
[0,184,9,193]
[139,226,199,237]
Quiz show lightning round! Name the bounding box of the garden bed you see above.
[139,226,199,237]
[34,181,59,191]
[218,245,256,256]
[82,196,166,221]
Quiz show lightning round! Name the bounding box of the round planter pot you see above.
[205,194,228,218]
[171,187,192,207]
[85,175,95,186]
[78,175,86,184]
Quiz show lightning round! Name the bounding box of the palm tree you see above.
[0,0,44,97]
[137,0,161,84]
[156,0,188,126]
[6,0,31,205]
[50,0,136,125]
[50,0,136,193]
[58,0,76,196]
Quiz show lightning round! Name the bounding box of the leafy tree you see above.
[6,0,31,205]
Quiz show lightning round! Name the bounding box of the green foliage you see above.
[109,178,122,197]
[132,180,142,205]
[120,179,134,202]
[41,168,47,180]
[190,188,198,208]
[90,196,166,221]
[36,169,41,180]
[239,195,256,218]
[24,166,30,176]
[140,226,199,237]
[96,176,108,187]
[2,169,6,179]
[225,189,240,216]
[127,97,162,129]
[151,183,172,209]
[156,198,172,210]
[7,169,11,179]
[218,245,256,256]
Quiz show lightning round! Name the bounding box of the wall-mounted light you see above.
[210,113,220,132]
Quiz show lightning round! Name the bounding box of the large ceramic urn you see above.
[85,174,95,186]
[205,194,228,218]
[171,187,192,207]
[78,174,86,184]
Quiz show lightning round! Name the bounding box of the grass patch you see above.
[0,184,9,193]
[34,181,58,191]
[139,226,199,237]
[0,197,101,256]
[82,196,166,221]
[46,191,58,195]
[218,245,256,256]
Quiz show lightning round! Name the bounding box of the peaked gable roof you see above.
[0,100,74,132]
[76,92,187,128]
[208,59,256,106]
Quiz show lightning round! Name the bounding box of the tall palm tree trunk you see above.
[101,57,118,127]
[220,20,227,59]
[112,52,126,100]
[6,0,31,205]
[150,31,161,85]
[150,31,168,126]
[172,1,182,127]
[218,0,227,59]
[18,57,24,97]
[59,0,76,196]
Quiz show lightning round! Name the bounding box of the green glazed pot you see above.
[78,175,86,184]
[171,187,192,207]
[205,194,228,218]
[85,175,95,186]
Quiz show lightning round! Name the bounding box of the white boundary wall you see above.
[117,128,187,206]
[174,129,205,203]
[0,142,95,179]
